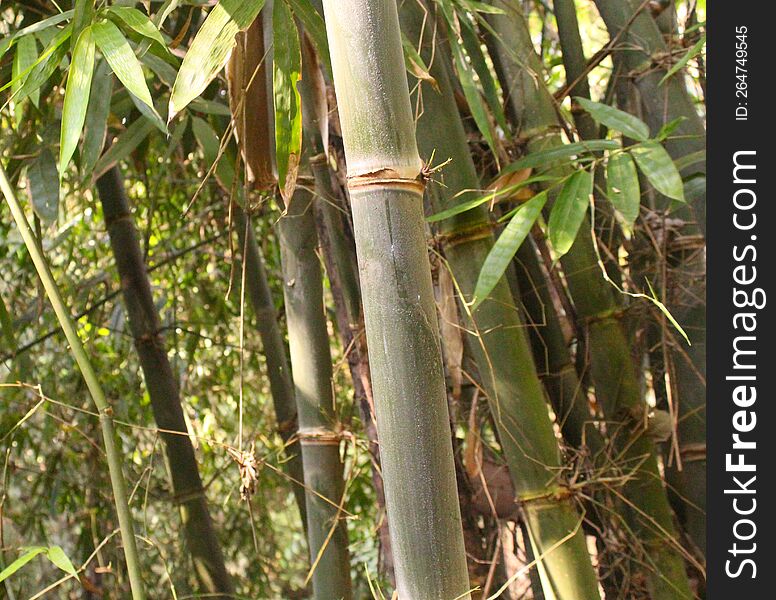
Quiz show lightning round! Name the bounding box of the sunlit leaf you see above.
[60,26,96,177]
[472,191,548,308]
[2,25,71,96]
[427,175,554,222]
[548,169,593,257]
[108,6,167,49]
[0,547,47,583]
[92,19,155,114]
[273,0,302,201]
[575,97,650,142]
[169,0,266,119]
[12,35,39,109]
[629,142,685,202]
[45,546,77,576]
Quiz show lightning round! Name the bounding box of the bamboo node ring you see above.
[297,427,342,446]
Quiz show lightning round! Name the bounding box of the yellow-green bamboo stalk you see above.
[1,162,147,600]
[321,1,471,597]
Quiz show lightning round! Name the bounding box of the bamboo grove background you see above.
[0,0,706,598]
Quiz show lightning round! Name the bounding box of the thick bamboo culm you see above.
[297,35,395,581]
[277,185,353,600]
[399,2,600,598]
[321,1,471,597]
[96,167,234,598]
[485,2,693,597]
[593,0,707,557]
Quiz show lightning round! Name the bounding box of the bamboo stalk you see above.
[297,36,395,580]
[485,2,693,597]
[95,167,234,598]
[0,162,147,600]
[399,3,601,598]
[321,1,471,597]
[277,185,352,600]
[232,204,307,526]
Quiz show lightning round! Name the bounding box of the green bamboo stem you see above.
[297,38,395,579]
[552,0,598,142]
[0,162,147,600]
[485,2,693,597]
[277,186,352,600]
[399,3,600,598]
[321,1,471,597]
[594,0,707,556]
[96,168,233,597]
[232,204,307,526]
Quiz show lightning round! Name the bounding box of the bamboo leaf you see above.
[273,0,302,201]
[606,152,640,235]
[191,116,236,191]
[497,140,619,178]
[458,15,507,133]
[26,149,60,223]
[473,191,548,308]
[81,60,113,177]
[286,0,331,77]
[402,33,439,92]
[575,97,650,142]
[169,0,266,119]
[2,25,71,96]
[655,116,686,141]
[0,547,47,583]
[673,149,706,172]
[12,35,39,108]
[60,26,96,177]
[107,6,167,49]
[629,141,685,202]
[426,175,554,222]
[93,116,156,180]
[92,19,155,114]
[0,293,16,354]
[548,169,593,257]
[0,9,73,59]
[659,34,705,86]
[447,24,499,163]
[45,546,77,576]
